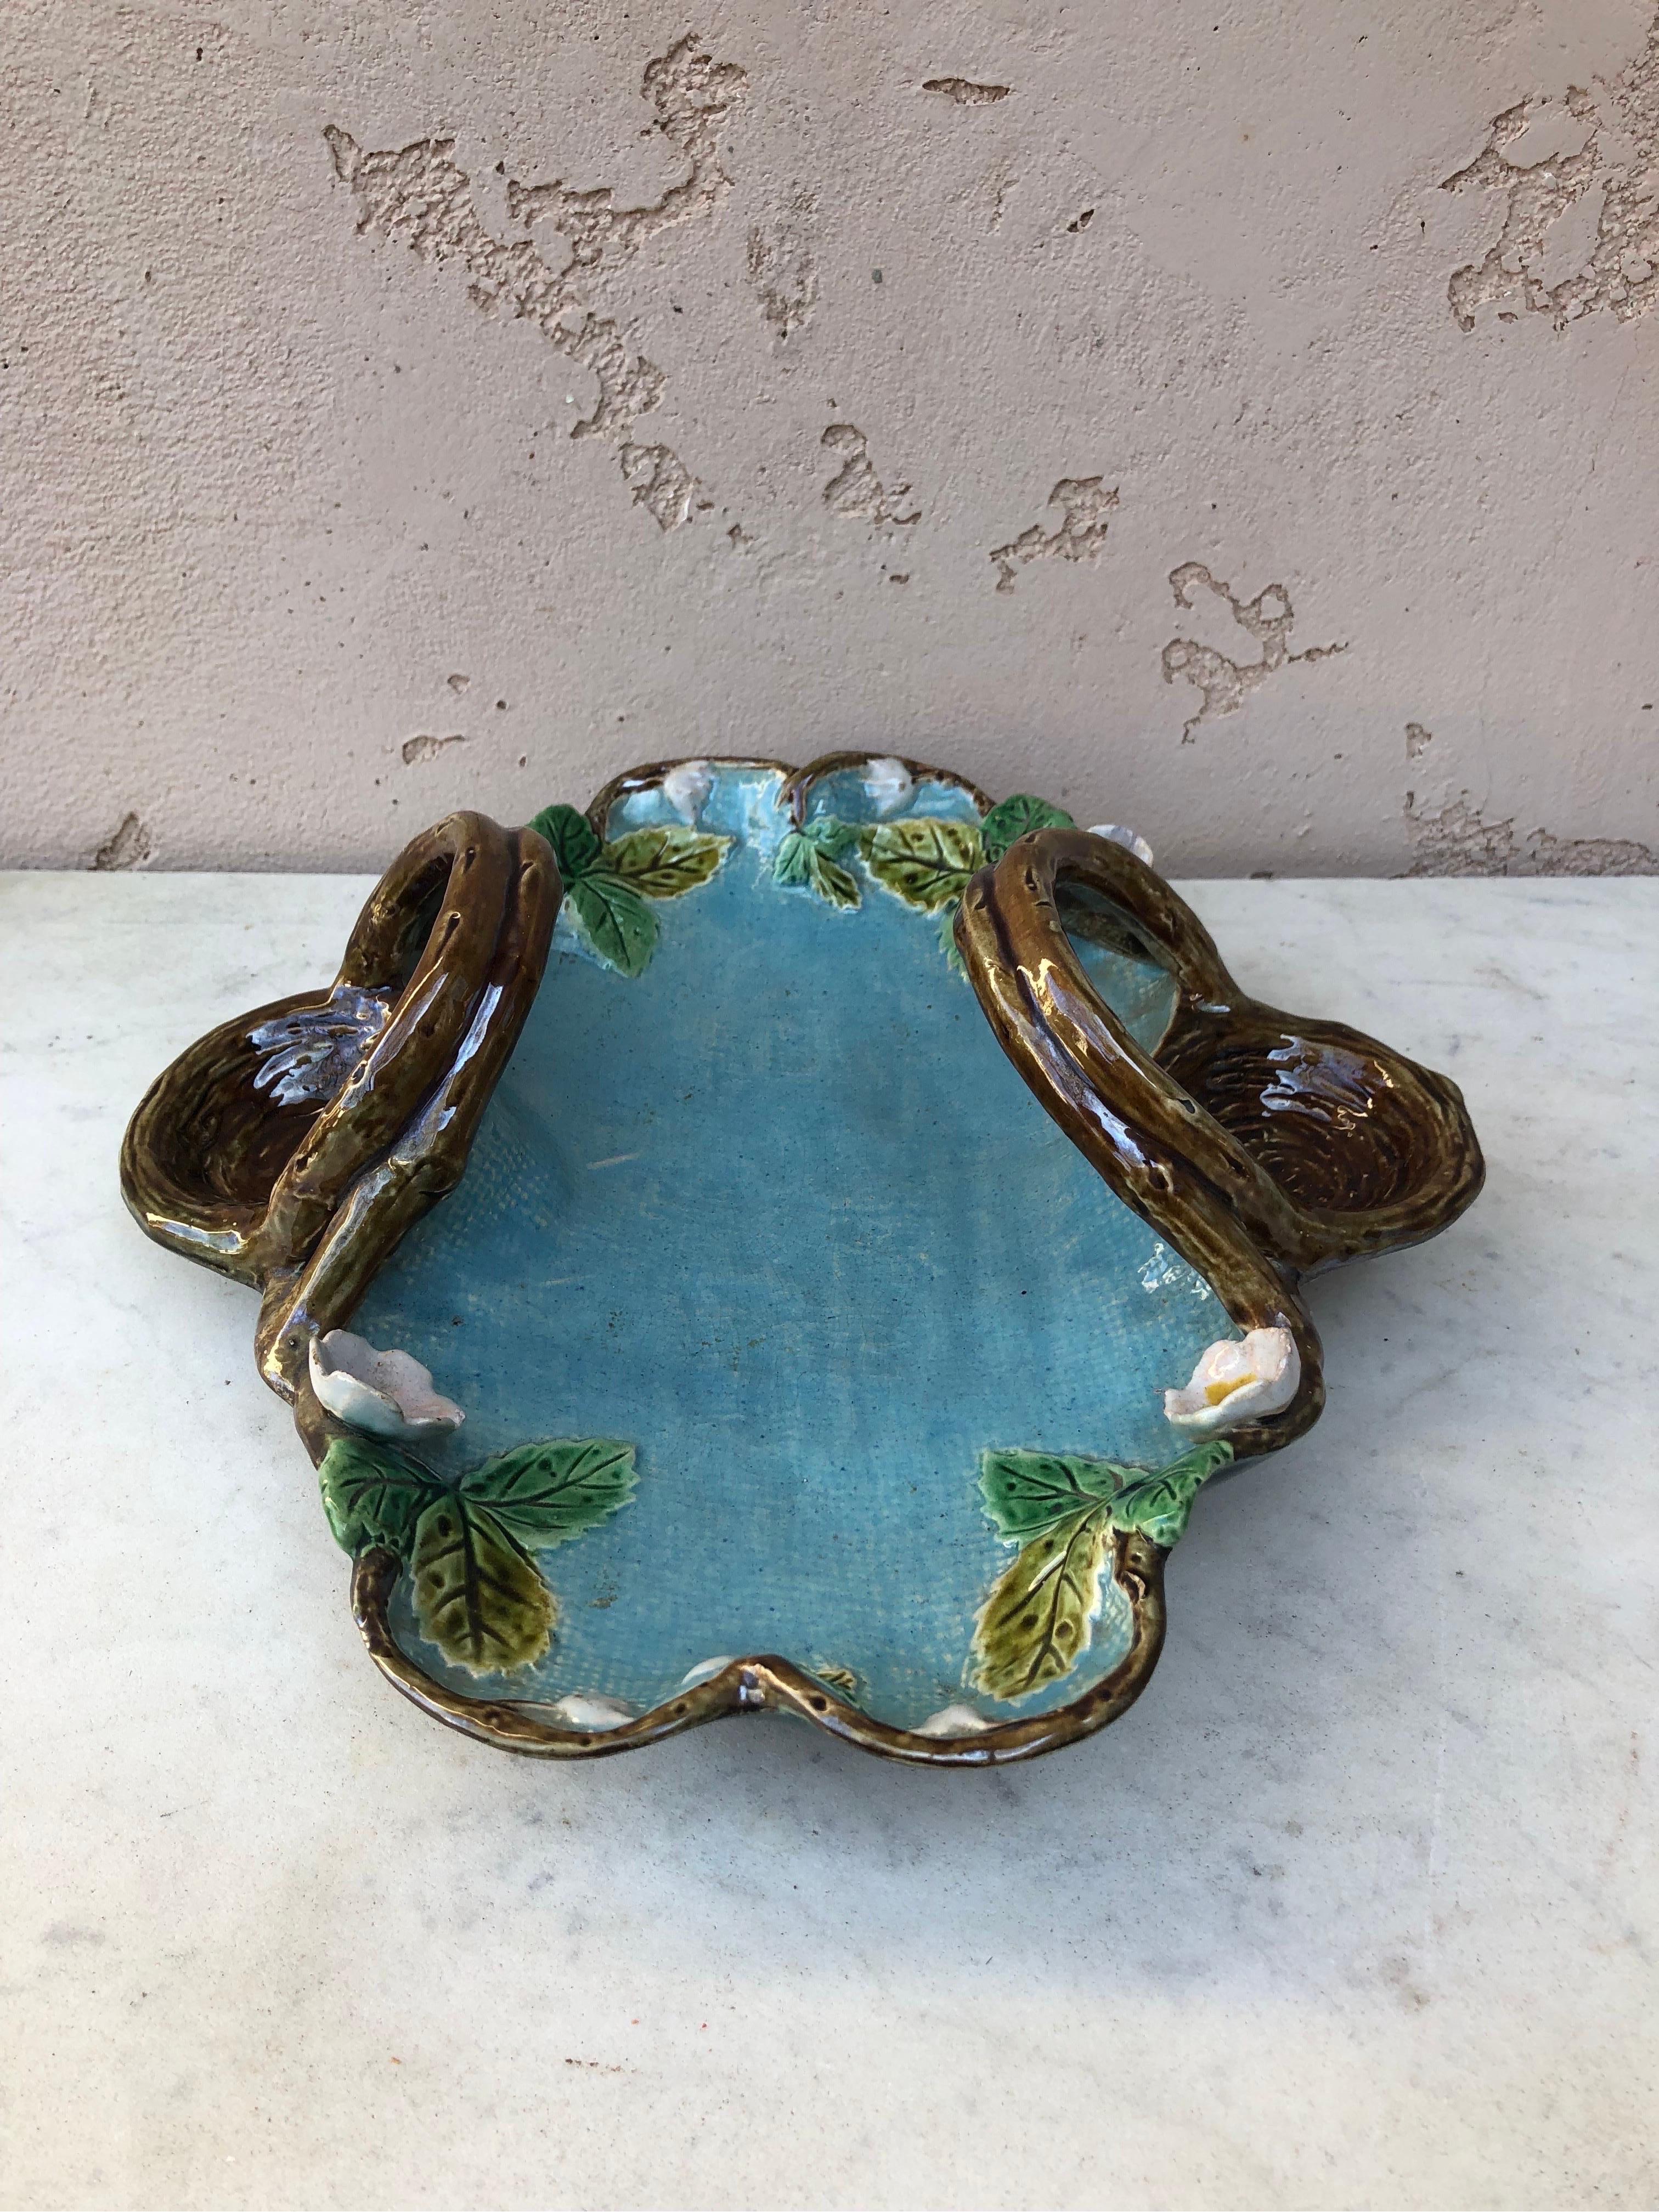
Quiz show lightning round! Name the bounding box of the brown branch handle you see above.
[121,813,558,1310]
[960,831,1477,1283]
[958,828,1482,1315]
[956,829,1329,1453]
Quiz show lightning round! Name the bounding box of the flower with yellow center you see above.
[1164,1328,1300,1434]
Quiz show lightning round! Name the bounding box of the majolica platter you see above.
[121,755,1482,1764]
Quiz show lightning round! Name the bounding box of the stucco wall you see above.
[4,0,1656,876]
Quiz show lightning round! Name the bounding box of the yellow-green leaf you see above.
[862,818,984,912]
[603,826,732,899]
[808,1660,863,1704]
[970,1504,1112,1701]
[809,844,861,908]
[409,1495,555,1674]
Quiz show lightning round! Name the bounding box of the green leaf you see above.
[772,830,813,890]
[970,1504,1113,1701]
[409,1494,555,1674]
[936,905,968,976]
[317,1434,437,1555]
[968,1440,1235,1696]
[980,793,1076,866]
[460,1438,638,1549]
[529,802,603,882]
[977,1449,1127,1541]
[603,826,732,900]
[1107,1439,1235,1549]
[862,818,984,912]
[774,821,862,909]
[568,870,659,977]
[802,816,861,861]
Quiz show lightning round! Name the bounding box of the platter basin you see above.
[356,765,1216,1729]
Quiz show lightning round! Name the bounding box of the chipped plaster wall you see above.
[3,0,1656,876]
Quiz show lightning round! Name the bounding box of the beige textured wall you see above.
[3,0,1656,876]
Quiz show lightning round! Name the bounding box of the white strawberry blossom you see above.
[548,1693,634,1730]
[308,1330,464,1438]
[661,759,714,824]
[915,1702,993,1738]
[863,757,913,816]
[1164,1328,1300,1434]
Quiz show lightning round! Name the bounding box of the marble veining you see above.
[5,872,1654,2208]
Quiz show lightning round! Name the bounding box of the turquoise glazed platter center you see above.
[357,766,1215,1730]
[122,753,1484,1763]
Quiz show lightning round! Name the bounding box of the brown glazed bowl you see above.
[122,757,1481,1764]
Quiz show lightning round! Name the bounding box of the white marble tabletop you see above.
[2,871,1655,2211]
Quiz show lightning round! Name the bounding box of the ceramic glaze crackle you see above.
[121,756,1483,1764]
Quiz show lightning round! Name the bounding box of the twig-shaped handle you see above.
[958,829,1330,1447]
[957,828,1483,1455]
[122,813,557,1304]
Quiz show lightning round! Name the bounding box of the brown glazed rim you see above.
[586,750,995,835]
[347,1530,1167,1768]
[121,754,1483,1768]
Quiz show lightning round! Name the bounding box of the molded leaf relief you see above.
[317,1432,639,1675]
[251,987,391,1107]
[531,802,732,977]
[969,1439,1234,1699]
